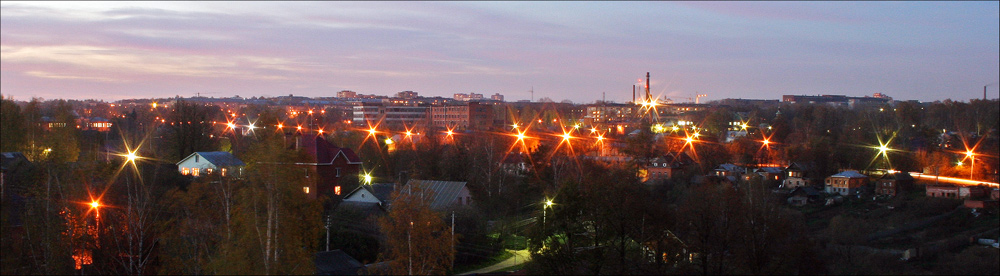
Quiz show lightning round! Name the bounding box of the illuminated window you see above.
[335,186,341,195]
[221,168,227,176]
[206,168,213,174]
[192,168,199,176]
[182,168,189,175]
[303,187,310,194]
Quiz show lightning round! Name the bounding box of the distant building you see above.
[824,170,868,196]
[491,93,504,102]
[781,93,890,108]
[396,91,418,99]
[337,90,358,98]
[453,93,484,102]
[352,103,429,127]
[176,151,245,177]
[429,102,494,130]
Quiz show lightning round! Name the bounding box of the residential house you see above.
[926,185,986,200]
[404,179,473,210]
[342,183,396,207]
[787,186,821,206]
[824,170,868,196]
[293,135,363,199]
[753,166,784,183]
[875,172,914,197]
[646,152,694,183]
[782,162,812,188]
[713,163,744,183]
[176,151,245,177]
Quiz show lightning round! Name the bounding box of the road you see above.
[459,249,530,275]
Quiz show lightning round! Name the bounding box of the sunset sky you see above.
[2,1,998,103]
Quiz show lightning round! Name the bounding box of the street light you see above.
[543,199,554,225]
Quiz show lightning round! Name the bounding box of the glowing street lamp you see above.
[362,172,373,185]
[543,199,554,225]
[125,150,138,164]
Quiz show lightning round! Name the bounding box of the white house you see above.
[342,183,396,206]
[176,151,245,177]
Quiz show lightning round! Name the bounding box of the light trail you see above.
[908,172,998,188]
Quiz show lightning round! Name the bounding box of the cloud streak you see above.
[1,1,997,102]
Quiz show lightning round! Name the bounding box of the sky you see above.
[2,1,998,103]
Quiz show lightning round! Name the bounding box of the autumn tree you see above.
[374,185,455,275]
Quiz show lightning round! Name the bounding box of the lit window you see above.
[206,168,213,174]
[303,187,310,194]
[192,168,199,176]
[221,168,227,176]
[182,168,189,175]
[335,186,341,195]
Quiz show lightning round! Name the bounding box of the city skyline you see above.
[2,1,998,103]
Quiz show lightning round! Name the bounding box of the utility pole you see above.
[451,211,455,269]
[408,221,413,275]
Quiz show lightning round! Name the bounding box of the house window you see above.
[192,168,199,176]
[195,155,199,163]
[335,186,341,195]
[303,187,310,194]
[206,168,213,174]
[182,168,189,175]
[221,168,227,177]
[457,197,463,205]
[336,167,341,177]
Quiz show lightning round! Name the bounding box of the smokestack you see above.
[986,85,988,100]
[633,85,636,103]
[645,72,651,101]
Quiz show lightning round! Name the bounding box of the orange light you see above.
[762,139,770,145]
[90,200,100,209]
[368,127,377,136]
[966,150,974,158]
[296,125,302,131]
[277,123,283,129]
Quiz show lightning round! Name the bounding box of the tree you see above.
[374,185,455,275]
[163,100,220,162]
[1,99,27,152]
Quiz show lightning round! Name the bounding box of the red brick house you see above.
[646,152,694,183]
[875,172,914,197]
[824,170,868,196]
[293,135,362,200]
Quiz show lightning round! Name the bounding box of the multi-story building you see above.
[824,170,868,196]
[453,93,484,102]
[352,103,429,128]
[429,101,494,129]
